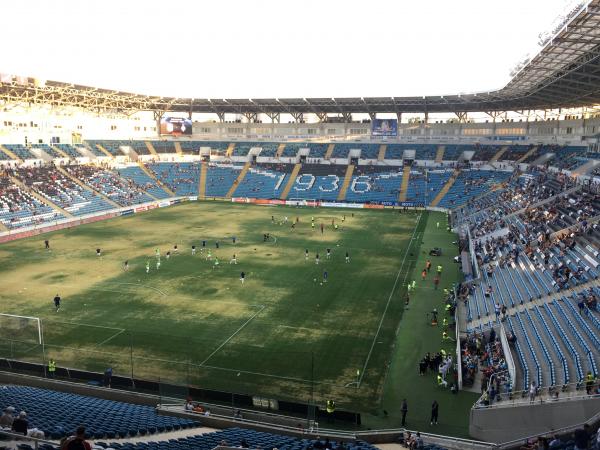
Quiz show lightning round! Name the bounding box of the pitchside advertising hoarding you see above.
[160,117,193,135]
[371,118,398,136]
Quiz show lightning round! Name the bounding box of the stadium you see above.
[0,1,600,449]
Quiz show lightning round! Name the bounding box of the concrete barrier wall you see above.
[469,396,600,443]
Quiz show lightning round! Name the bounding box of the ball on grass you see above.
[313,278,317,282]
[320,283,323,286]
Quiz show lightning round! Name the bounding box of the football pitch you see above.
[0,202,474,433]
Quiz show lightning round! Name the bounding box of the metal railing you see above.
[0,428,59,450]
[473,379,599,410]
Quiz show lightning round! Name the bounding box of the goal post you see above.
[0,313,42,345]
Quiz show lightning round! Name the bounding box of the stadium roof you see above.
[1,0,600,118]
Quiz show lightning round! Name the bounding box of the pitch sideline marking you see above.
[357,212,423,387]
[199,304,267,366]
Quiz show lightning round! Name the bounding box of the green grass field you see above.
[0,202,477,435]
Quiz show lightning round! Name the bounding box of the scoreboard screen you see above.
[160,117,192,135]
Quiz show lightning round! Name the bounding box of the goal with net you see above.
[0,313,42,345]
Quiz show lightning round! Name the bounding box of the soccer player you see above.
[320,223,324,234]
[311,222,315,231]
[426,259,432,273]
[271,215,274,223]
[315,253,319,265]
[305,249,309,260]
[216,241,219,249]
[230,254,237,264]
[323,270,328,283]
[207,249,212,260]
[124,260,129,271]
[326,248,331,259]
[173,244,178,254]
[240,271,245,284]
[421,269,427,280]
[192,245,196,255]
[412,280,416,290]
[345,251,350,263]
[232,236,236,244]
[166,251,171,260]
[156,258,161,270]
[96,248,101,257]
[342,215,345,222]
[155,248,160,258]
[146,261,150,273]
[53,294,61,312]
[437,264,443,275]
[44,240,50,250]
[213,257,219,269]
[202,240,206,249]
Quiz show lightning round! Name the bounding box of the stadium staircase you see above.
[490,145,508,162]
[398,166,411,202]
[435,145,445,163]
[0,144,22,162]
[226,162,251,198]
[174,142,183,155]
[337,164,355,201]
[280,163,302,200]
[430,169,461,207]
[276,143,286,157]
[138,162,176,197]
[50,145,70,158]
[9,176,73,218]
[226,142,236,157]
[145,141,158,156]
[377,144,387,161]
[198,162,208,199]
[96,144,115,158]
[516,145,538,164]
[324,143,335,160]
[56,166,121,208]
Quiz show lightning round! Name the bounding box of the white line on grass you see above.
[199,304,267,366]
[105,282,168,297]
[357,213,423,387]
[51,320,124,332]
[94,328,126,348]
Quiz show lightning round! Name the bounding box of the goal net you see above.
[0,313,42,345]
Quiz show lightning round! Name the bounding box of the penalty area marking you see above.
[199,304,266,366]
[103,281,168,297]
[94,328,126,348]
[357,212,423,388]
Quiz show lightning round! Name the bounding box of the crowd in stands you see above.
[13,165,113,216]
[0,172,64,229]
[64,165,153,206]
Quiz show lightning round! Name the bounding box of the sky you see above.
[0,0,577,99]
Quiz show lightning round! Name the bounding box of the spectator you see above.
[11,411,28,436]
[61,426,92,450]
[0,406,15,428]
